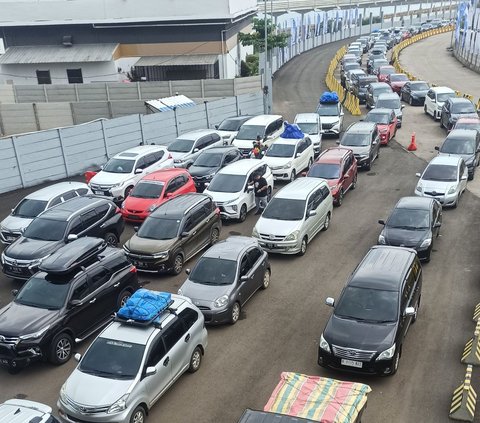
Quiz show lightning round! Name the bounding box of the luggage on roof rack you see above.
[115,289,173,327]
[319,92,339,104]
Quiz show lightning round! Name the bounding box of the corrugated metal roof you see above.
[145,95,196,112]
[134,54,219,67]
[0,44,119,64]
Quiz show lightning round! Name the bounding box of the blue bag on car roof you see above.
[117,289,172,322]
[280,122,304,139]
[319,91,339,104]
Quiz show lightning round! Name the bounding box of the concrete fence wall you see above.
[0,91,264,194]
[452,3,480,74]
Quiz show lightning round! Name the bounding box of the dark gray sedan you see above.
[178,236,271,325]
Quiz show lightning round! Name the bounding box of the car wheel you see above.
[129,405,146,423]
[261,268,271,290]
[322,212,331,231]
[336,189,344,206]
[408,96,413,106]
[390,348,401,376]
[104,232,119,247]
[170,253,184,275]
[209,227,220,245]
[289,169,296,182]
[308,158,313,169]
[298,236,308,256]
[188,347,202,373]
[412,296,421,323]
[238,204,247,222]
[365,160,371,171]
[124,186,134,198]
[351,174,357,190]
[117,288,132,309]
[468,170,474,181]
[49,333,73,365]
[230,302,241,325]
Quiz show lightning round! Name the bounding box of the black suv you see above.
[318,246,422,376]
[351,75,378,104]
[1,196,124,280]
[440,97,479,131]
[0,237,139,372]
[188,146,243,192]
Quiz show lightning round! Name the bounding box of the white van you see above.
[204,159,274,222]
[232,115,284,156]
[294,113,323,155]
[424,86,456,120]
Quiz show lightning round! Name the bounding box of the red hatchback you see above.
[386,73,409,93]
[377,65,396,83]
[364,108,398,144]
[121,169,196,222]
[306,147,357,206]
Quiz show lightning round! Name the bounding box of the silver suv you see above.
[57,291,207,423]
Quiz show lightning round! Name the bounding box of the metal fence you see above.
[0,91,264,194]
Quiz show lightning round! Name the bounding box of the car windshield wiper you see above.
[82,369,117,378]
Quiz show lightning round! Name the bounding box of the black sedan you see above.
[400,81,430,106]
[378,196,442,261]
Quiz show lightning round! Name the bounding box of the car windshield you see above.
[365,113,390,124]
[23,218,67,241]
[79,338,144,380]
[452,103,476,113]
[208,174,245,193]
[218,119,243,131]
[341,133,370,147]
[360,79,376,87]
[130,181,164,199]
[262,198,306,221]
[376,99,400,109]
[103,158,135,174]
[317,104,339,116]
[266,144,295,158]
[441,138,476,154]
[422,164,458,181]
[437,92,456,102]
[137,217,180,240]
[308,163,341,179]
[456,122,480,131]
[390,74,408,82]
[374,87,392,97]
[236,125,266,140]
[411,82,429,90]
[295,122,318,135]
[15,276,70,310]
[12,199,48,218]
[380,68,395,75]
[335,286,399,323]
[168,138,194,153]
[193,152,223,167]
[189,257,237,286]
[387,208,430,230]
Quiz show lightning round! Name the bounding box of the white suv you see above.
[252,177,333,256]
[424,86,456,120]
[89,145,174,200]
[204,160,274,222]
[294,113,323,155]
[0,399,60,422]
[58,291,207,423]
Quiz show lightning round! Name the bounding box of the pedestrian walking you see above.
[251,172,268,215]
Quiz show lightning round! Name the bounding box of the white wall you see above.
[0,61,121,85]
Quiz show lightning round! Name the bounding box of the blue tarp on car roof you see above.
[117,289,172,322]
[280,122,304,139]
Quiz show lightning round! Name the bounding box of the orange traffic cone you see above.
[407,132,417,151]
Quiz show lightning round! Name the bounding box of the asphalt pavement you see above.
[0,37,480,423]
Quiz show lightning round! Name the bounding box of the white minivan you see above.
[252,177,333,256]
[204,159,274,222]
[232,115,284,156]
[294,113,323,155]
[424,86,456,120]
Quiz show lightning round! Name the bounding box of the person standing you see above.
[252,172,268,215]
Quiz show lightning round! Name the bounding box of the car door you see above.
[389,111,397,139]
[80,209,102,238]
[342,155,353,189]
[237,253,254,306]
[372,128,380,159]
[318,185,331,226]
[425,90,435,115]
[399,267,417,338]
[86,265,119,321]
[245,171,256,211]
[431,200,442,238]
[175,174,191,196]
[294,140,305,172]
[246,247,267,293]
[459,160,468,191]
[305,191,321,238]
[142,334,171,406]
[162,318,190,381]
[303,138,314,168]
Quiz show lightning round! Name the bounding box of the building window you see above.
[36,70,51,84]
[67,68,83,84]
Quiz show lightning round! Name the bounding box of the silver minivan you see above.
[252,177,333,256]
[57,292,207,423]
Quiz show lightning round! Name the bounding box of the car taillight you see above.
[215,207,220,215]
[130,266,137,273]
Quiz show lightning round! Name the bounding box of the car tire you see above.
[238,204,247,223]
[49,333,73,365]
[412,296,421,324]
[290,169,296,182]
[365,160,371,171]
[170,252,184,275]
[124,186,134,198]
[336,189,344,207]
[351,174,357,190]
[261,268,271,290]
[104,232,119,247]
[129,405,147,423]
[408,96,413,106]
[468,170,474,181]
[322,212,331,231]
[390,348,401,376]
[298,236,308,256]
[308,158,313,169]
[209,227,220,246]
[117,288,132,309]
[230,302,241,325]
[188,347,202,373]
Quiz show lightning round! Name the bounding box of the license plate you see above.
[9,266,21,273]
[133,261,147,268]
[341,359,363,368]
[94,190,104,195]
[0,359,9,365]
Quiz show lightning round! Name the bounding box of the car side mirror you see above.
[74,353,82,362]
[240,275,249,282]
[133,226,139,232]
[145,366,157,377]
[165,192,173,198]
[433,222,442,228]
[247,186,254,193]
[185,268,190,275]
[325,297,335,307]
[431,99,436,103]
[135,168,143,174]
[434,146,439,151]
[193,148,199,153]
[401,105,405,110]
[461,175,468,181]
[309,210,317,217]
[405,307,415,317]
[67,234,78,242]
[100,165,104,170]
[214,124,219,129]
[69,299,82,307]
[415,172,421,178]
[11,289,18,297]
[181,231,190,238]
[378,219,385,225]
[296,153,301,158]
[335,140,340,145]
[372,140,378,145]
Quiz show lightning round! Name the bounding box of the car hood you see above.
[0,302,60,337]
[188,165,219,178]
[340,144,370,155]
[123,197,158,212]
[203,190,242,203]
[263,156,293,168]
[1,215,33,232]
[90,171,130,186]
[64,369,134,407]
[438,152,475,164]
[450,112,479,121]
[254,217,302,237]
[383,226,430,247]
[170,151,189,160]
[324,314,396,351]
[180,279,232,302]
[418,179,456,193]
[125,235,176,255]
[319,116,340,124]
[411,89,428,97]
[5,237,63,260]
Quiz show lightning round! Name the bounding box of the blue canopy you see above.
[280,122,304,139]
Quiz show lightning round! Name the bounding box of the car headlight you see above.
[28,254,51,270]
[465,157,475,166]
[148,204,158,213]
[378,234,386,245]
[214,295,229,308]
[283,161,292,169]
[205,173,215,180]
[152,251,168,259]
[448,186,456,195]
[108,394,129,414]
[319,334,331,353]
[420,238,432,248]
[284,230,299,242]
[121,201,126,209]
[19,325,50,340]
[376,343,396,361]
[111,183,122,188]
[59,383,68,404]
[416,184,422,193]
[178,288,183,296]
[252,227,259,238]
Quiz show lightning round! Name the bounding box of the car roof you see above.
[368,108,393,115]
[218,159,265,175]
[38,196,110,221]
[114,145,166,159]
[448,97,472,105]
[142,168,189,182]
[395,196,434,210]
[198,146,239,154]
[345,121,377,133]
[0,399,53,422]
[294,113,319,122]
[243,114,283,126]
[349,246,416,291]
[316,147,352,163]
[369,82,390,89]
[379,65,395,71]
[446,129,478,140]
[222,115,253,122]
[275,177,326,200]
[151,193,209,219]
[24,182,89,200]
[428,155,463,166]
[430,86,455,93]
[377,93,400,100]
[203,236,258,260]
[177,129,218,140]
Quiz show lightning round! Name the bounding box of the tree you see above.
[238,18,289,53]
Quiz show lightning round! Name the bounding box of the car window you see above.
[402,269,415,309]
[211,134,221,144]
[165,178,179,194]
[460,162,466,177]
[71,277,90,301]
[179,307,198,330]
[146,336,167,367]
[76,188,89,196]
[247,247,263,265]
[95,203,110,220]
[195,136,210,150]
[265,123,275,137]
[81,210,98,229]
[256,164,267,177]
[88,267,111,291]
[62,190,77,201]
[144,153,158,168]
[225,151,239,164]
[176,175,187,190]
[163,319,186,351]
[320,185,330,200]
[49,196,63,207]
[135,157,147,171]
[239,254,251,277]
[296,140,306,154]
[153,151,165,162]
[69,217,84,235]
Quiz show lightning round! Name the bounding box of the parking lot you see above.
[1,36,480,423]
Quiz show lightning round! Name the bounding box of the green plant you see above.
[238,18,289,53]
